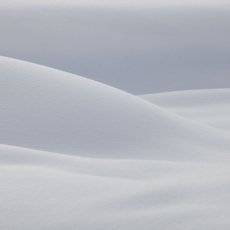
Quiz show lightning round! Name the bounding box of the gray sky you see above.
[0,3,230,94]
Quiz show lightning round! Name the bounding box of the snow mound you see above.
[1,56,230,230]
[140,89,230,132]
[0,56,230,162]
[1,1,230,229]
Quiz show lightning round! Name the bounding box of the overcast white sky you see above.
[0,0,230,94]
[1,0,230,7]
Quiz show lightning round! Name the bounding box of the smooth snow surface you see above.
[1,56,230,230]
[1,1,230,230]
[140,89,230,132]
[1,56,230,162]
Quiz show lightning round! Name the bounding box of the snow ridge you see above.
[0,56,230,230]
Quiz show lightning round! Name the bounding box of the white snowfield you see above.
[140,89,230,132]
[1,56,230,230]
[1,1,230,229]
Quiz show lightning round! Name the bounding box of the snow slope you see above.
[1,144,230,230]
[140,89,230,132]
[1,56,230,162]
[0,56,230,229]
[1,1,230,229]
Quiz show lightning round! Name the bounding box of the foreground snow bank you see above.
[1,143,230,230]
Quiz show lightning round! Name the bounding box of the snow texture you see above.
[0,1,230,230]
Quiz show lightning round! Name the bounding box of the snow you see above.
[140,89,230,132]
[1,1,230,229]
[1,56,230,162]
[1,56,230,230]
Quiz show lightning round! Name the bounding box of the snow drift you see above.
[0,1,230,93]
[140,89,230,132]
[0,56,230,163]
[1,1,230,229]
[0,55,230,229]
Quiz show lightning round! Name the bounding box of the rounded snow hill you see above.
[0,56,230,162]
[1,56,230,230]
[140,89,230,132]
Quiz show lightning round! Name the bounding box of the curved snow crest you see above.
[0,56,230,163]
[2,142,228,179]
[1,56,230,230]
[140,89,230,132]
